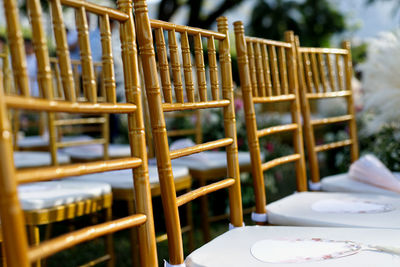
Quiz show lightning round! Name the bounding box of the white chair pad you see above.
[321,173,400,197]
[267,192,400,228]
[14,151,70,168]
[171,151,253,170]
[68,165,189,189]
[63,144,131,160]
[19,180,111,210]
[17,135,48,148]
[18,135,93,148]
[186,226,400,267]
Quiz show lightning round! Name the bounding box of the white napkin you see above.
[349,154,400,193]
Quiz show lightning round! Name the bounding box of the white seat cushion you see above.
[267,192,400,228]
[171,151,253,171]
[321,173,400,197]
[186,226,400,267]
[68,165,189,189]
[19,180,111,210]
[14,151,70,168]
[63,143,131,160]
[18,135,93,148]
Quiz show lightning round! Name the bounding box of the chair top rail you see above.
[5,95,137,114]
[60,0,129,21]
[28,214,147,262]
[150,19,226,40]
[162,100,230,112]
[16,157,142,184]
[245,36,292,48]
[298,47,348,55]
[253,94,296,103]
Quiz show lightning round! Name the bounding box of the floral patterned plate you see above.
[251,238,361,263]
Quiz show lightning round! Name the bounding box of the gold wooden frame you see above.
[234,22,307,223]
[295,38,359,186]
[0,0,157,266]
[134,0,243,264]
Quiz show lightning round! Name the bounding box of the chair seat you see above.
[18,135,93,149]
[68,165,189,189]
[14,151,70,168]
[321,172,400,197]
[63,143,131,160]
[171,151,254,171]
[185,226,400,267]
[19,180,111,211]
[267,192,400,228]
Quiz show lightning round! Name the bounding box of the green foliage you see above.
[248,0,346,47]
[361,124,400,171]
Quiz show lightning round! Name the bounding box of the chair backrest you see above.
[0,0,157,266]
[295,37,359,186]
[134,1,243,264]
[50,57,110,162]
[234,22,307,222]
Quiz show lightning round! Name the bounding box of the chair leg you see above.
[41,224,53,267]
[185,188,195,252]
[127,198,140,267]
[105,207,115,267]
[1,241,6,267]
[28,225,41,267]
[199,179,211,243]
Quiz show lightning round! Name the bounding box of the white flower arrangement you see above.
[360,30,400,135]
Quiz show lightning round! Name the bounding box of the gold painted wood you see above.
[207,36,219,100]
[194,33,207,102]
[134,1,243,263]
[278,47,289,95]
[261,44,273,96]
[235,22,308,219]
[170,138,233,159]
[296,37,359,184]
[176,178,235,207]
[169,30,184,103]
[1,0,158,266]
[315,139,353,153]
[247,42,258,97]
[254,43,266,97]
[28,213,147,262]
[181,31,195,102]
[155,28,173,103]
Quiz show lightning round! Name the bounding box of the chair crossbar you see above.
[262,153,301,171]
[253,94,295,103]
[167,129,197,137]
[306,91,351,99]
[28,214,147,262]
[150,19,225,40]
[169,138,233,160]
[5,95,137,114]
[257,123,298,138]
[17,157,141,184]
[245,37,292,48]
[311,114,353,126]
[60,0,129,21]
[56,138,106,148]
[176,178,235,207]
[315,139,352,153]
[162,100,230,112]
[298,47,348,55]
[54,117,106,126]
[78,254,111,267]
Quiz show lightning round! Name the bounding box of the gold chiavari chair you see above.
[235,26,307,224]
[234,21,400,230]
[296,39,396,195]
[135,2,245,263]
[0,0,157,266]
[132,6,400,264]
